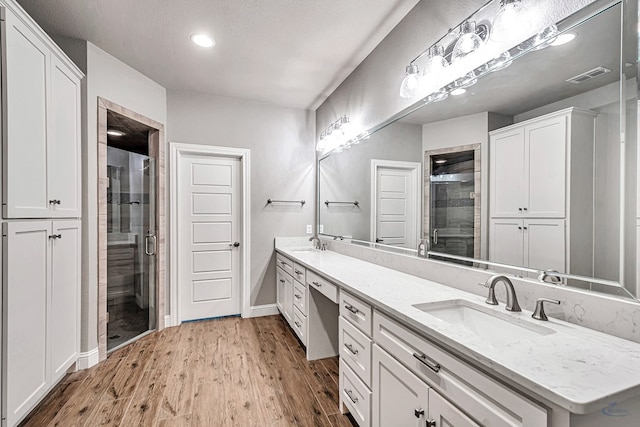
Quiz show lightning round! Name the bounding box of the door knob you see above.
[230,242,240,247]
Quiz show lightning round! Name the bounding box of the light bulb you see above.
[399,64,421,98]
[491,0,531,43]
[485,51,513,72]
[452,21,483,63]
[532,25,560,50]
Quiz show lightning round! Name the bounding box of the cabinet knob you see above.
[49,199,61,205]
[523,226,528,230]
[414,408,425,418]
[426,420,436,427]
[518,226,522,230]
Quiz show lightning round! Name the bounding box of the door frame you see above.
[97,98,166,361]
[370,159,422,247]
[169,143,251,325]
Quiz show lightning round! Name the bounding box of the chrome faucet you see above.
[308,235,321,250]
[483,275,522,312]
[532,298,560,321]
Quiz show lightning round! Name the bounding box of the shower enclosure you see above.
[106,135,156,351]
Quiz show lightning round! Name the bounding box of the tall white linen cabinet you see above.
[0,1,83,426]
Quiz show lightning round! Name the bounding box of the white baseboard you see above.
[164,314,175,327]
[76,347,99,370]
[245,303,279,318]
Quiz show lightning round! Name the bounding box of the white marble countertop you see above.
[275,246,640,415]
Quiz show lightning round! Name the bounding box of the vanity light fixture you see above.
[400,64,421,98]
[550,33,576,46]
[485,51,513,72]
[452,21,485,63]
[491,0,531,43]
[317,115,365,152]
[107,130,126,137]
[531,24,560,50]
[191,33,215,48]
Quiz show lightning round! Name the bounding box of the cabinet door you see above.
[525,116,567,217]
[490,128,525,217]
[3,11,50,218]
[50,220,80,383]
[48,57,81,217]
[276,267,285,313]
[429,390,480,427]
[489,219,524,269]
[372,344,429,427]
[284,273,293,323]
[3,221,51,426]
[524,219,565,273]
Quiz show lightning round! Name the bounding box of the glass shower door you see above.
[106,148,156,351]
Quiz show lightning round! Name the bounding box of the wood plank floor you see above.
[21,315,355,427]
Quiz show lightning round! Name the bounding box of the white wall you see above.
[167,91,315,307]
[55,38,167,353]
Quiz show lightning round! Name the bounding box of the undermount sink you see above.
[413,300,556,347]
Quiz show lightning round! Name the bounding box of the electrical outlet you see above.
[306,225,312,234]
[319,224,324,233]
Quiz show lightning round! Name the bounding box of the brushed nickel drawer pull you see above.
[294,294,302,299]
[312,281,321,287]
[48,234,62,239]
[294,269,303,275]
[344,304,359,315]
[294,321,301,328]
[412,352,441,373]
[345,343,358,355]
[344,389,358,404]
[279,279,285,284]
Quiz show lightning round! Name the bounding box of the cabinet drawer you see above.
[339,317,372,387]
[306,270,338,303]
[276,253,294,277]
[292,306,307,346]
[340,360,371,427]
[293,262,306,283]
[340,291,372,337]
[293,280,306,315]
[373,311,547,427]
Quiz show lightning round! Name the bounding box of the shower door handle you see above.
[433,228,438,245]
[145,232,157,256]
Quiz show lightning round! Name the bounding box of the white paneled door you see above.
[178,155,241,321]
[371,161,420,249]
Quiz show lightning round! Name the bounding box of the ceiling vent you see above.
[566,67,612,84]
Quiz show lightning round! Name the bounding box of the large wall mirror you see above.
[319,0,639,300]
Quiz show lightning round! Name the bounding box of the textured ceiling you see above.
[17,0,419,110]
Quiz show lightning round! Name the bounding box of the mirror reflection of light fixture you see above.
[427,88,449,103]
[316,115,366,152]
[107,129,126,137]
[491,0,531,42]
[532,24,560,50]
[550,33,576,46]
[485,51,513,72]
[454,71,478,89]
[399,64,421,98]
[452,21,485,63]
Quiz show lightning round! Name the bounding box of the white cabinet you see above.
[276,254,307,344]
[489,108,596,276]
[3,220,80,426]
[2,6,82,219]
[372,344,429,427]
[490,218,565,273]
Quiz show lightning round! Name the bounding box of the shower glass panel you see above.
[430,150,475,265]
[107,146,156,351]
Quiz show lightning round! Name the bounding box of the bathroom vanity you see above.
[275,241,640,427]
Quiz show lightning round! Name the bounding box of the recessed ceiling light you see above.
[107,130,126,137]
[435,159,447,164]
[191,34,215,48]
[550,33,576,46]
[451,88,467,96]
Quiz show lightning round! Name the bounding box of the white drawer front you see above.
[306,270,338,303]
[340,360,371,427]
[293,280,306,315]
[373,311,547,427]
[293,262,306,283]
[339,317,372,388]
[276,253,294,277]
[292,306,307,346]
[340,291,372,338]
